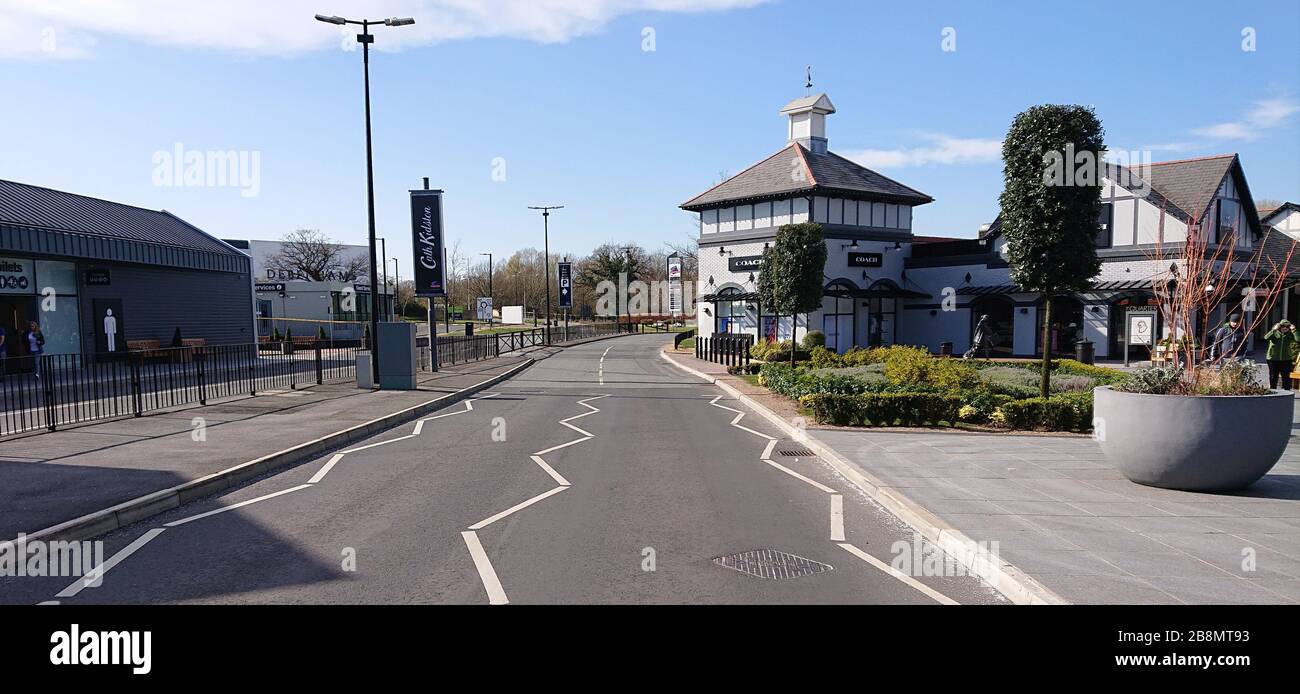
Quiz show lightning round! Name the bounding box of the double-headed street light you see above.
[528,205,563,344]
[314,13,414,381]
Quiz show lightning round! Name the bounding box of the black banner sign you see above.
[84,269,111,286]
[847,251,883,268]
[410,189,446,297]
[727,255,763,272]
[557,262,573,309]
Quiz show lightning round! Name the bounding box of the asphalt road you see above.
[2,335,1005,605]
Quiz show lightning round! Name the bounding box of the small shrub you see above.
[998,391,1094,432]
[801,393,861,426]
[802,330,826,349]
[926,358,981,391]
[957,404,979,422]
[882,346,933,386]
[809,345,841,369]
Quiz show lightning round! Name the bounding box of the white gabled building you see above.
[682,92,1293,361]
[682,92,934,353]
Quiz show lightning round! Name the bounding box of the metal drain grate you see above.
[713,549,833,580]
[779,448,815,457]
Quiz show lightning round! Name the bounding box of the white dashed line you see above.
[461,531,509,605]
[837,542,959,605]
[830,494,845,541]
[56,528,167,598]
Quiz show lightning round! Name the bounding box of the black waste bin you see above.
[465,322,474,337]
[939,341,953,356]
[1075,340,1095,365]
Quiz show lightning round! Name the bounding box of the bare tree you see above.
[265,229,366,281]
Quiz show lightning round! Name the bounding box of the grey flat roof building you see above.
[0,179,254,357]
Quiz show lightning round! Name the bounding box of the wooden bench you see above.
[125,339,167,359]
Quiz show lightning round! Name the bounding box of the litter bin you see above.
[465,322,474,337]
[1075,340,1095,365]
[939,341,953,356]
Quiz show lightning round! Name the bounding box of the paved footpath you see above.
[0,352,542,541]
[1,335,1006,605]
[665,350,1300,605]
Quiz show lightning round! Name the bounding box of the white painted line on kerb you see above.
[308,453,346,484]
[530,455,571,487]
[830,494,845,541]
[164,484,312,528]
[56,528,167,598]
[838,542,960,605]
[762,458,837,494]
[461,531,509,605]
[468,486,568,530]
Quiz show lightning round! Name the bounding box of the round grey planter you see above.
[1094,386,1294,492]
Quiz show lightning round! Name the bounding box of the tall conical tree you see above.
[757,222,828,366]
[999,105,1105,397]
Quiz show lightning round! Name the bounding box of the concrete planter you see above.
[1094,386,1293,491]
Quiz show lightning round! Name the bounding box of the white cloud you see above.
[0,0,768,59]
[1191,95,1299,141]
[841,133,1002,169]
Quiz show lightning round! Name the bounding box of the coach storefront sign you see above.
[0,257,33,293]
[727,255,763,272]
[847,251,883,268]
[410,188,446,297]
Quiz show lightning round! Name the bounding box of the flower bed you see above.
[757,345,1125,432]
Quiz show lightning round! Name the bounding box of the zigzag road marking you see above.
[462,394,609,605]
[705,392,959,605]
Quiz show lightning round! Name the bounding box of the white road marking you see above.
[461,531,509,605]
[342,434,417,454]
[830,494,845,541]
[56,528,167,598]
[467,485,568,530]
[838,542,960,605]
[308,453,347,484]
[164,484,312,528]
[761,439,778,460]
[530,455,571,487]
[533,436,593,456]
[762,458,838,494]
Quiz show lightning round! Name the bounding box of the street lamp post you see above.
[378,236,388,321]
[389,257,400,320]
[528,205,563,344]
[314,13,414,383]
[480,252,493,327]
[622,246,636,332]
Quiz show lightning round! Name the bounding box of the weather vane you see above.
[805,65,812,94]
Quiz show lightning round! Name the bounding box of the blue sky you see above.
[1,0,1297,280]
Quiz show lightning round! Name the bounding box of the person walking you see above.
[1209,313,1246,363]
[1264,319,1298,390]
[0,323,7,381]
[24,320,44,378]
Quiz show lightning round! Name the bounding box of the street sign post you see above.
[476,297,494,322]
[667,254,682,318]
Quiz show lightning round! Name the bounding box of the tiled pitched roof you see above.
[1261,202,1300,226]
[680,143,933,210]
[0,179,240,256]
[1139,154,1237,221]
[1255,227,1300,277]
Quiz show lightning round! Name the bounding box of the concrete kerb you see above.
[16,357,538,545]
[659,349,1069,606]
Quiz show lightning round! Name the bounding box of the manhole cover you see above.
[779,448,815,457]
[713,549,832,580]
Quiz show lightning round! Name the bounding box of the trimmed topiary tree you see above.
[999,104,1105,398]
[757,222,828,366]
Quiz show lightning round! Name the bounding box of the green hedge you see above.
[760,363,869,398]
[998,391,1094,432]
[801,392,964,427]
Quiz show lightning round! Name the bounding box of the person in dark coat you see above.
[1209,314,1246,363]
